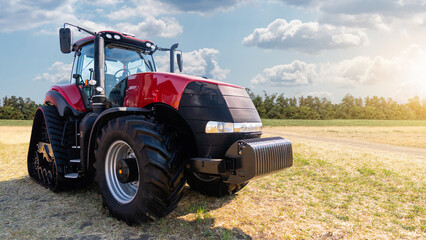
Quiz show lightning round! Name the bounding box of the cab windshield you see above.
[75,43,155,97]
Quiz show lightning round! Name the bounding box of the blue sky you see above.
[1,0,426,103]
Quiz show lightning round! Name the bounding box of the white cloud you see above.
[116,17,183,38]
[243,19,368,53]
[33,62,72,84]
[251,45,426,92]
[319,56,402,86]
[0,0,77,32]
[156,48,230,80]
[0,0,182,38]
[85,0,123,5]
[108,0,173,19]
[278,0,318,7]
[296,91,333,99]
[251,60,317,86]
[319,45,426,87]
[278,0,426,30]
[320,0,426,16]
[108,0,242,20]
[78,21,112,32]
[159,0,242,14]
[319,13,390,31]
[66,18,182,39]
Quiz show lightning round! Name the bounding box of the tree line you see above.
[247,90,426,120]
[1,93,426,120]
[0,96,40,120]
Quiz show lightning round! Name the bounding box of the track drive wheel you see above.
[95,116,186,224]
[185,171,248,197]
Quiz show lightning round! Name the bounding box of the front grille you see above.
[243,137,293,176]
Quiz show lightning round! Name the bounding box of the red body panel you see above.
[124,72,243,110]
[44,73,241,112]
[45,84,87,112]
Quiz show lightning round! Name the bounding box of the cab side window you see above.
[74,44,95,97]
[78,44,95,85]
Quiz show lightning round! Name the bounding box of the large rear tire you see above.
[95,116,185,224]
[185,171,248,197]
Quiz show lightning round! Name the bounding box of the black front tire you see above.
[185,171,248,197]
[95,116,186,224]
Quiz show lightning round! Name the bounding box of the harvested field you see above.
[263,126,426,149]
[0,125,425,239]
[0,126,32,145]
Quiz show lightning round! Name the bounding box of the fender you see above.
[44,84,89,117]
[44,90,85,117]
[84,107,150,170]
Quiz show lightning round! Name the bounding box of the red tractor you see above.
[27,23,293,224]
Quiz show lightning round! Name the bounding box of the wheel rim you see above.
[105,140,139,204]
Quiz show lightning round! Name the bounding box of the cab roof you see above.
[72,31,155,52]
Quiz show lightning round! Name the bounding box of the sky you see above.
[1,0,426,104]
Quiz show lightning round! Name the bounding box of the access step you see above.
[64,173,79,179]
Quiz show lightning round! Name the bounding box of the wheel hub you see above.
[105,140,139,204]
[116,158,138,183]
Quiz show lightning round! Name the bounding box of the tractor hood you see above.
[120,71,261,158]
[123,72,245,110]
[150,72,244,89]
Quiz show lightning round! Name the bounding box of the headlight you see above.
[205,121,262,133]
[233,122,262,132]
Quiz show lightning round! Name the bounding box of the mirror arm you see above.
[64,23,97,36]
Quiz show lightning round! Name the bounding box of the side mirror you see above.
[176,52,183,72]
[59,28,73,53]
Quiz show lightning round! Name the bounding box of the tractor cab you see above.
[60,25,182,110]
[72,37,156,105]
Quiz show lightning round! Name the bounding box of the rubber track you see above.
[29,106,77,191]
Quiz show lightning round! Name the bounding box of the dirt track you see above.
[262,127,426,160]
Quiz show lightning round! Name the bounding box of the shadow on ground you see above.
[0,176,252,239]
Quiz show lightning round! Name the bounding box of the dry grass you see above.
[1,126,425,239]
[265,126,426,149]
[0,126,32,145]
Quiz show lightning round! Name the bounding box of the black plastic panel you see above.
[229,109,261,122]
[223,95,256,109]
[178,82,262,158]
[218,85,248,96]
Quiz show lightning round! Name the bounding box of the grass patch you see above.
[0,119,33,126]
[263,125,426,149]
[357,166,376,175]
[262,119,426,127]
[1,125,425,239]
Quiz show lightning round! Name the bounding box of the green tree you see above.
[1,96,39,120]
[248,90,426,120]
[0,106,24,119]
